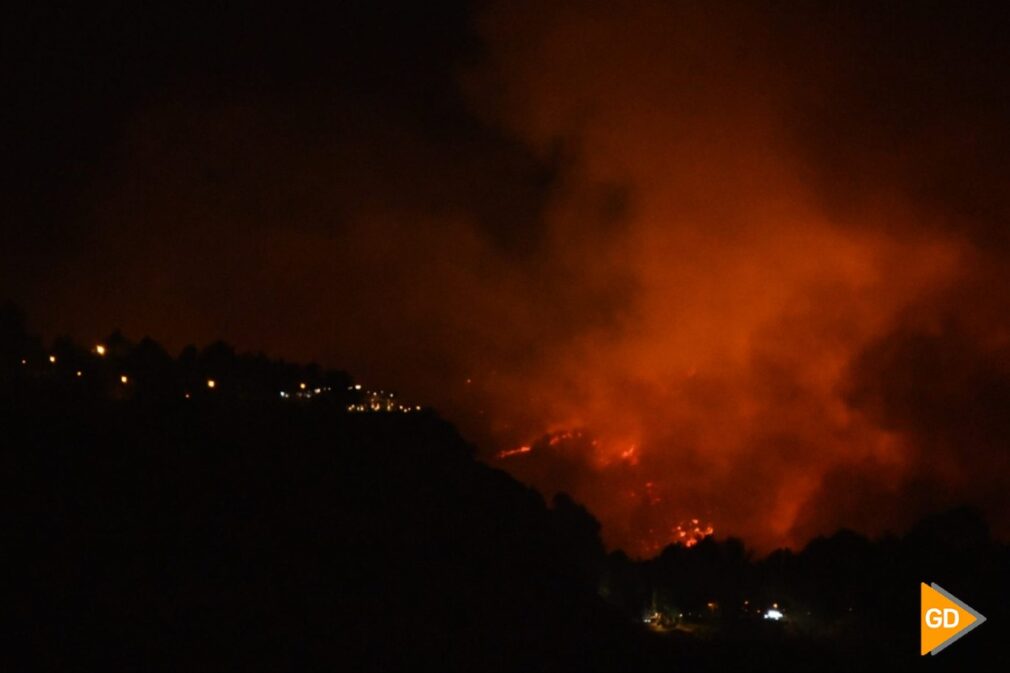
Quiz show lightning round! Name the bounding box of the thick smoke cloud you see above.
[459,2,1006,552]
[6,2,1010,554]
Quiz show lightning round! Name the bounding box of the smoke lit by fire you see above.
[11,2,1010,556]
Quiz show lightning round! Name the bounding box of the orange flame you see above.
[497,444,532,459]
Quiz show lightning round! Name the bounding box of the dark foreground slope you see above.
[10,383,1009,673]
[4,381,655,670]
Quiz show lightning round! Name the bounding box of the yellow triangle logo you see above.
[921,582,986,655]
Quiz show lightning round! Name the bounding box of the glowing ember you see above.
[620,444,639,465]
[548,430,582,446]
[672,519,715,548]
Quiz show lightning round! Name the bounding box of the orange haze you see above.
[10,2,1010,555]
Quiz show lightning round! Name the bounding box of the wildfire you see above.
[494,427,718,557]
[548,430,582,446]
[500,428,589,460]
[620,443,639,465]
[498,444,532,459]
[672,519,715,548]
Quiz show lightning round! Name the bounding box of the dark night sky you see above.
[5,1,1010,554]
